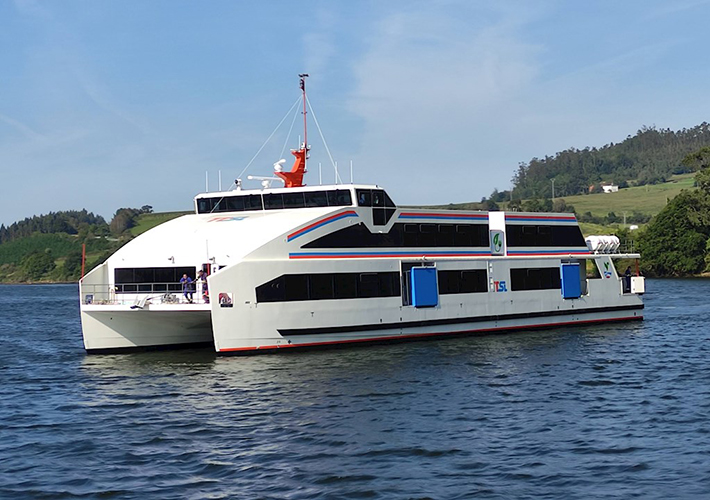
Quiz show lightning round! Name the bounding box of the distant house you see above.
[602,184,619,193]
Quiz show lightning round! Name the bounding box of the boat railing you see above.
[80,282,210,306]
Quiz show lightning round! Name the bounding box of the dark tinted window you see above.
[197,198,213,214]
[263,193,284,210]
[510,267,561,291]
[283,192,305,208]
[309,273,334,299]
[438,269,488,294]
[114,267,194,293]
[356,189,372,206]
[225,196,245,211]
[244,194,263,211]
[305,191,329,207]
[303,223,490,248]
[334,273,358,298]
[506,224,585,247]
[327,190,353,206]
[256,272,400,302]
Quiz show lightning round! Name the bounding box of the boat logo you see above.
[490,230,505,255]
[603,261,613,279]
[208,216,247,223]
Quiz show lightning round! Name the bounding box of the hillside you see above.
[558,173,695,218]
[497,123,710,201]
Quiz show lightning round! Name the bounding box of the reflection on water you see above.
[2,281,710,498]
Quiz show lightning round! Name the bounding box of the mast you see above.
[299,73,308,167]
[274,74,310,188]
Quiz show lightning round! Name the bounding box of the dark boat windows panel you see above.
[304,191,329,208]
[373,208,396,226]
[283,192,306,209]
[114,266,194,293]
[438,269,488,294]
[243,194,263,211]
[302,222,489,249]
[225,196,245,211]
[334,273,358,299]
[263,193,284,210]
[356,189,372,207]
[327,189,353,207]
[198,189,353,214]
[309,273,334,300]
[506,224,586,247]
[510,267,561,291]
[256,272,400,303]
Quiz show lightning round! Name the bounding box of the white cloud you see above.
[347,5,541,203]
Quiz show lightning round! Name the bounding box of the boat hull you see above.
[81,307,213,353]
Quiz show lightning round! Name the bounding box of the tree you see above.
[21,250,56,280]
[638,190,710,276]
[682,146,710,172]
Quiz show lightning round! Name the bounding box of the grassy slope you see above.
[130,211,191,237]
[558,174,695,217]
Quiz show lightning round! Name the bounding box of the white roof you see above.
[109,207,334,269]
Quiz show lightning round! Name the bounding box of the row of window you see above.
[304,223,490,249]
[506,224,586,247]
[196,189,353,214]
[255,267,558,303]
[112,265,564,298]
[256,272,401,302]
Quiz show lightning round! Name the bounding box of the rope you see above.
[235,96,301,181]
[306,95,342,184]
[279,100,301,160]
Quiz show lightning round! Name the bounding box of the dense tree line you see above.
[497,123,710,201]
[638,147,710,276]
[0,205,153,282]
[0,210,107,244]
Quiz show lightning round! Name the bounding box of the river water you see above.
[0,281,709,499]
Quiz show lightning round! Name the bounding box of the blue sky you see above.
[2,0,710,226]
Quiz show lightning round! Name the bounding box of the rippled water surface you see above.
[1,281,710,499]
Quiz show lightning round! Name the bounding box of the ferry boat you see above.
[79,77,645,354]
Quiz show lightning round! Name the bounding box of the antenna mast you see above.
[273,74,310,188]
[299,73,309,168]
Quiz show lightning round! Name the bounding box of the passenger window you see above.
[225,196,245,211]
[263,193,284,210]
[244,195,264,211]
[283,192,306,208]
[356,189,372,207]
[304,191,328,207]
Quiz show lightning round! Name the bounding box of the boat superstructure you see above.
[79,77,645,354]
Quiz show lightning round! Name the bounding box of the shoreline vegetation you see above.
[3,125,710,282]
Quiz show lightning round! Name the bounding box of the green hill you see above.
[558,173,695,217]
[130,211,190,237]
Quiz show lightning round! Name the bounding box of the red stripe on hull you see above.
[218,315,643,353]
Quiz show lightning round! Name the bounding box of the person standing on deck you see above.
[180,273,194,303]
[624,266,632,293]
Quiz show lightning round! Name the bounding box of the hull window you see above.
[256,272,400,303]
[438,269,488,294]
[510,267,561,291]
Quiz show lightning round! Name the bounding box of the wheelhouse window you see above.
[197,189,353,214]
